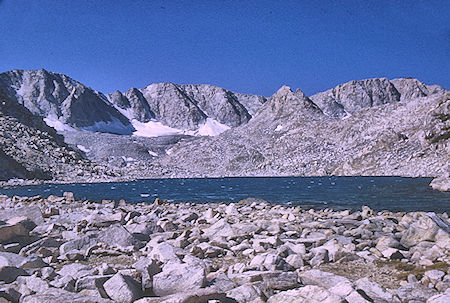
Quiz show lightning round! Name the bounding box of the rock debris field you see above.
[0,194,449,303]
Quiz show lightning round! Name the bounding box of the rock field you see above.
[0,194,449,302]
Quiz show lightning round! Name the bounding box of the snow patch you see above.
[81,116,135,135]
[131,120,183,137]
[76,145,90,153]
[43,117,75,132]
[275,124,283,132]
[131,118,229,138]
[194,118,230,136]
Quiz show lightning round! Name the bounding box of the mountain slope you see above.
[0,87,119,181]
[138,81,449,178]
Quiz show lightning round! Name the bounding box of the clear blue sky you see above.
[1,0,449,96]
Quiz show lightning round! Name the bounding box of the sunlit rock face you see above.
[0,69,134,134]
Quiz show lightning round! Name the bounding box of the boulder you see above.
[203,219,258,240]
[152,261,206,297]
[103,273,142,303]
[98,225,140,250]
[400,215,440,248]
[355,277,400,303]
[133,258,161,291]
[0,284,21,303]
[85,213,123,227]
[16,276,49,294]
[126,222,161,241]
[298,269,350,289]
[266,285,342,303]
[134,288,227,303]
[147,243,182,263]
[375,236,400,251]
[259,271,299,290]
[0,221,29,243]
[0,266,28,283]
[59,234,97,256]
[226,283,265,303]
[0,252,26,267]
[21,287,113,303]
[345,290,373,302]
[57,263,94,280]
[397,282,438,302]
[427,289,450,303]
[430,177,450,192]
[0,206,43,225]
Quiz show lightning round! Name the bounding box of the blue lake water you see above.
[0,177,449,212]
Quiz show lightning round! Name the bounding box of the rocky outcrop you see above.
[0,69,134,134]
[0,194,448,302]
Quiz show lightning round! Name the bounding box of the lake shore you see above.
[0,194,449,302]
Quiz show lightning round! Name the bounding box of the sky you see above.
[1,0,449,96]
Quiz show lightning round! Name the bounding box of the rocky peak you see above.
[108,88,154,122]
[140,83,207,130]
[260,85,322,120]
[179,84,252,127]
[108,82,264,131]
[390,78,446,101]
[310,78,401,118]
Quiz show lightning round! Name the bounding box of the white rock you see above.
[152,261,206,297]
[355,277,400,303]
[267,285,342,303]
[103,273,142,303]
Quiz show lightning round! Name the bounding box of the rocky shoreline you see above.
[0,194,449,302]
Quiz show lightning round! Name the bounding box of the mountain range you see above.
[0,69,448,183]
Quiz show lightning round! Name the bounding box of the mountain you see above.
[0,69,447,182]
[138,79,449,178]
[310,78,400,118]
[309,78,445,118]
[0,87,119,181]
[0,69,134,134]
[107,83,267,135]
[0,69,267,137]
